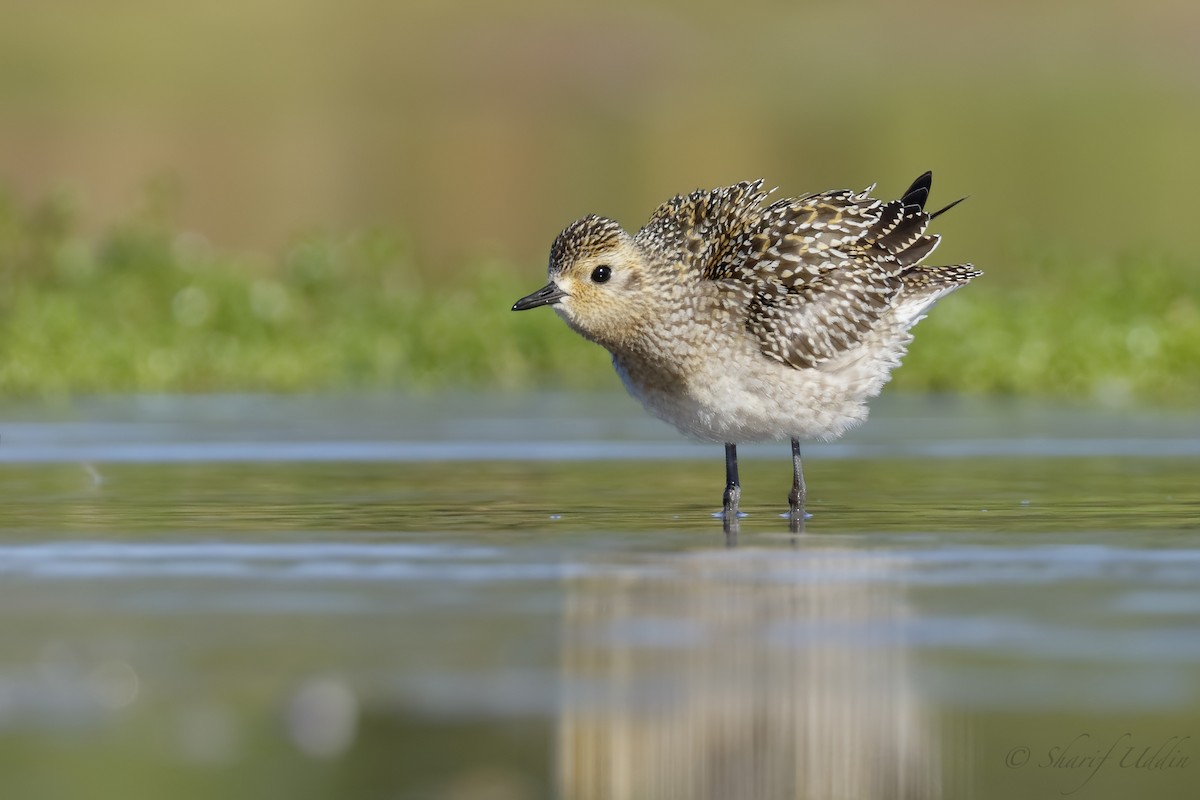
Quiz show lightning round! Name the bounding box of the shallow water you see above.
[1,395,1198,799]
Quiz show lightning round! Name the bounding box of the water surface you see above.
[1,395,1198,799]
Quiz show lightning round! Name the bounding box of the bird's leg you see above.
[788,437,806,528]
[722,442,741,522]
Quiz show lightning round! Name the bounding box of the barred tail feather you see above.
[893,263,981,329]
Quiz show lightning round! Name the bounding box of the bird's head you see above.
[512,215,654,351]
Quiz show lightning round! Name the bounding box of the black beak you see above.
[512,282,568,311]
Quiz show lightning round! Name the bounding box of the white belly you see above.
[612,335,898,444]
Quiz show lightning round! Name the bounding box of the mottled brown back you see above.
[635,172,978,369]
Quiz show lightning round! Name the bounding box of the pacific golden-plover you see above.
[513,172,978,528]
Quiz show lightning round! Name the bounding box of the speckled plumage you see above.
[514,172,978,522]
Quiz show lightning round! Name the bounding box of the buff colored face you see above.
[512,222,647,347]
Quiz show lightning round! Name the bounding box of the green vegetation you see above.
[891,246,1200,404]
[1,193,1197,402]
[0,191,611,395]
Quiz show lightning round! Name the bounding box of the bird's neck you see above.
[607,285,713,380]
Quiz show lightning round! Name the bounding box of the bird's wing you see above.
[635,173,966,369]
[734,173,955,369]
[634,180,772,279]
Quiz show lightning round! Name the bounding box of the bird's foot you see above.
[721,484,741,520]
[785,508,811,533]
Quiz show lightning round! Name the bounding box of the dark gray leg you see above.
[722,442,741,521]
[788,438,806,524]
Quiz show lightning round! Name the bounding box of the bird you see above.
[512,172,978,529]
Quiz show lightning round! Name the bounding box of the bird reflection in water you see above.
[556,546,948,799]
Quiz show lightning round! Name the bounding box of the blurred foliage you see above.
[0,189,610,394]
[0,191,1196,403]
[892,243,1200,405]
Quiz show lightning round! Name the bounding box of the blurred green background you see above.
[1,0,1197,401]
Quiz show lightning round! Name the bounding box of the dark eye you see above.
[591,265,612,283]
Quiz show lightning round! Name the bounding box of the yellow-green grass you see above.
[1,196,1197,403]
